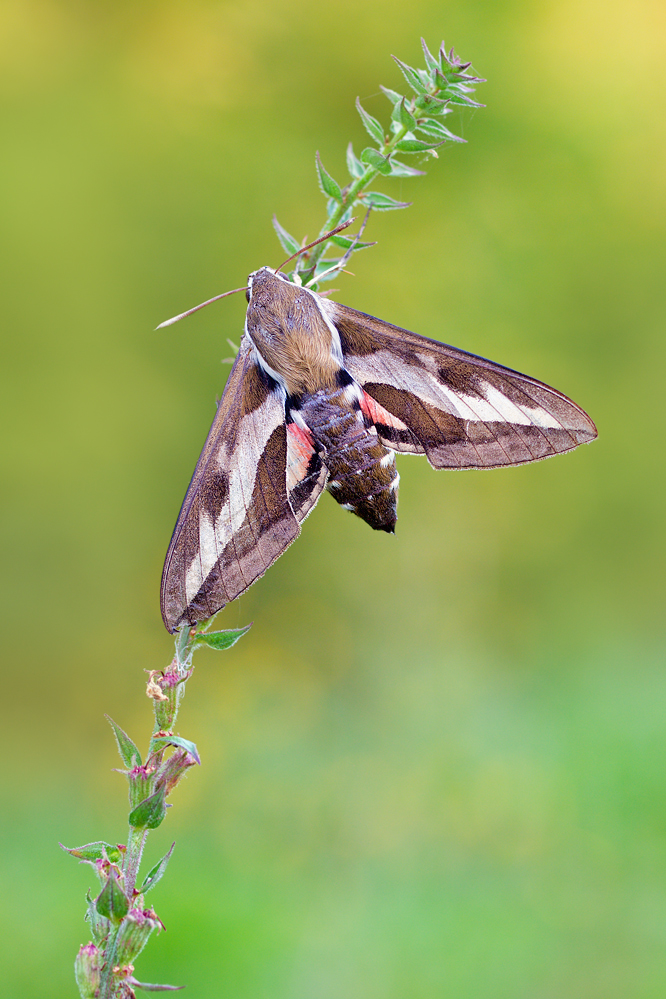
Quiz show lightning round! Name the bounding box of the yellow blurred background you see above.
[1,1,665,995]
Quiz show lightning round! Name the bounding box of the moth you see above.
[160,244,597,633]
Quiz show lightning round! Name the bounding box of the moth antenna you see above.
[303,209,372,287]
[156,286,246,329]
[275,218,357,273]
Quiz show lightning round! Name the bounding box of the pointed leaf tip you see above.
[392,56,428,95]
[272,216,300,256]
[421,38,440,73]
[355,98,385,146]
[140,843,176,894]
[129,787,167,831]
[61,841,125,864]
[315,152,342,203]
[360,147,392,175]
[194,623,252,651]
[96,870,129,923]
[359,191,412,212]
[127,978,185,992]
[106,715,142,768]
[150,734,201,764]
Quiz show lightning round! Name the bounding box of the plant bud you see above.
[115,908,161,965]
[74,942,100,999]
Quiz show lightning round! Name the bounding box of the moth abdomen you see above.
[296,386,398,533]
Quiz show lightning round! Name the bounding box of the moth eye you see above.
[245,288,251,303]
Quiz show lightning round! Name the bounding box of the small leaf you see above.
[96,870,129,924]
[355,98,385,145]
[413,93,451,116]
[106,715,141,768]
[195,624,252,651]
[150,735,200,765]
[328,234,375,251]
[140,843,175,894]
[85,889,111,944]
[416,119,464,142]
[395,137,450,153]
[391,97,417,132]
[387,158,426,177]
[421,38,441,74]
[359,192,412,212]
[379,85,402,105]
[360,147,392,175]
[127,979,184,993]
[272,217,300,256]
[129,787,167,831]
[345,142,364,179]
[61,841,124,864]
[441,88,485,109]
[315,153,342,203]
[392,56,428,95]
[315,253,346,272]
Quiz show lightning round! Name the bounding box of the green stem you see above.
[124,825,149,898]
[299,121,411,284]
[98,924,121,999]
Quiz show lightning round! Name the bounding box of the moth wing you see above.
[326,301,597,469]
[161,338,326,632]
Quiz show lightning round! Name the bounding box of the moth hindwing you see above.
[160,268,596,632]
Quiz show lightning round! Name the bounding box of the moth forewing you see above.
[160,340,303,633]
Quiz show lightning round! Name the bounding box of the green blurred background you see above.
[1,1,665,995]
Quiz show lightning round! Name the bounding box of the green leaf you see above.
[127,980,184,992]
[313,259,343,281]
[345,142,364,179]
[391,96,417,132]
[379,85,402,105]
[96,870,129,924]
[150,735,200,764]
[355,98,385,145]
[360,147,392,175]
[106,716,141,768]
[413,93,451,116]
[420,37,441,74]
[195,624,252,651]
[441,88,484,109]
[416,119,464,142]
[61,841,124,864]
[395,137,449,153]
[387,157,426,177]
[272,217,300,256]
[140,843,175,894]
[392,56,428,95]
[85,889,110,944]
[315,152,342,202]
[328,234,375,250]
[359,192,412,212]
[129,787,167,831]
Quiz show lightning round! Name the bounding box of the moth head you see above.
[247,266,293,305]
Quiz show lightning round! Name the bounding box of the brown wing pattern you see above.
[160,339,317,632]
[327,302,597,469]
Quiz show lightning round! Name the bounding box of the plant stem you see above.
[98,925,121,999]
[300,122,410,283]
[124,826,149,898]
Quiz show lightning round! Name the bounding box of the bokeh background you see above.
[1,1,665,996]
